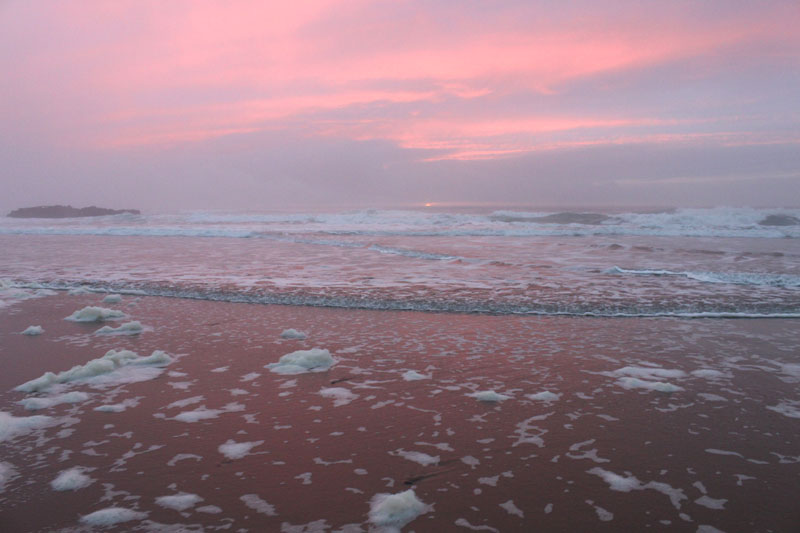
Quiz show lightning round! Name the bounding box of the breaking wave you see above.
[607,267,800,288]
[2,207,799,239]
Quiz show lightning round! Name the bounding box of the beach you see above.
[2,291,799,532]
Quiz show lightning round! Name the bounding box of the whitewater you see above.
[1,206,798,317]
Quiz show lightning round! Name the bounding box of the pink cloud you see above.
[3,0,798,159]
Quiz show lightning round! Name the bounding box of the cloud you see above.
[1,0,798,209]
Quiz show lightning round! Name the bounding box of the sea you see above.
[1,205,800,531]
[1,205,799,317]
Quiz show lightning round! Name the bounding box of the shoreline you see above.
[1,293,799,531]
[6,282,800,320]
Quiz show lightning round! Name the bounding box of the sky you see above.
[2,0,799,212]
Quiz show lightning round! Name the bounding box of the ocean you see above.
[1,206,799,532]
[1,206,799,317]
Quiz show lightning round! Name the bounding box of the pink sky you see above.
[1,0,799,209]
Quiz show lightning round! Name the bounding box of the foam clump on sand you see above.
[51,467,94,491]
[368,489,431,532]
[218,439,264,460]
[319,387,358,406]
[80,507,148,526]
[617,377,683,392]
[266,348,335,375]
[65,306,125,322]
[102,294,122,303]
[155,492,204,511]
[240,494,277,516]
[588,467,686,509]
[526,391,561,402]
[171,402,244,423]
[21,325,44,336]
[95,321,144,336]
[0,411,58,442]
[402,370,429,381]
[390,449,440,466]
[609,366,684,393]
[280,328,307,340]
[15,349,173,393]
[18,391,90,411]
[468,390,511,402]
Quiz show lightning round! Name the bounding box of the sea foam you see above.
[18,391,90,411]
[65,306,125,322]
[51,467,94,491]
[0,411,59,442]
[94,321,144,335]
[266,348,335,375]
[280,328,307,340]
[80,507,148,526]
[218,439,264,460]
[15,349,173,393]
[368,489,431,532]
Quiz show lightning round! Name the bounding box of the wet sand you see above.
[1,293,799,532]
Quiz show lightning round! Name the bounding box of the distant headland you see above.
[7,205,141,218]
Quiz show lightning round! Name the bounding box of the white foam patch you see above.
[319,387,358,406]
[170,402,245,423]
[389,449,439,466]
[695,495,727,510]
[103,294,122,303]
[766,401,800,418]
[587,467,644,492]
[499,500,524,518]
[368,489,431,532]
[240,493,277,516]
[51,467,94,491]
[167,454,202,466]
[166,396,205,409]
[65,306,125,322]
[0,411,60,442]
[0,462,17,492]
[155,492,204,511]
[453,518,498,531]
[691,369,725,379]
[0,283,57,309]
[15,349,173,393]
[281,328,307,340]
[780,364,800,379]
[479,476,499,486]
[18,391,90,411]
[21,325,44,336]
[94,398,140,413]
[402,370,430,381]
[611,366,686,380]
[526,391,561,402]
[95,321,144,336]
[218,439,264,460]
[468,391,511,402]
[616,377,683,393]
[588,467,687,509]
[196,505,222,514]
[80,507,148,526]
[267,348,335,375]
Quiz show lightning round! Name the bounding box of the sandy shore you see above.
[1,292,799,532]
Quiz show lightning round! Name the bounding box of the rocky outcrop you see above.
[8,205,140,218]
